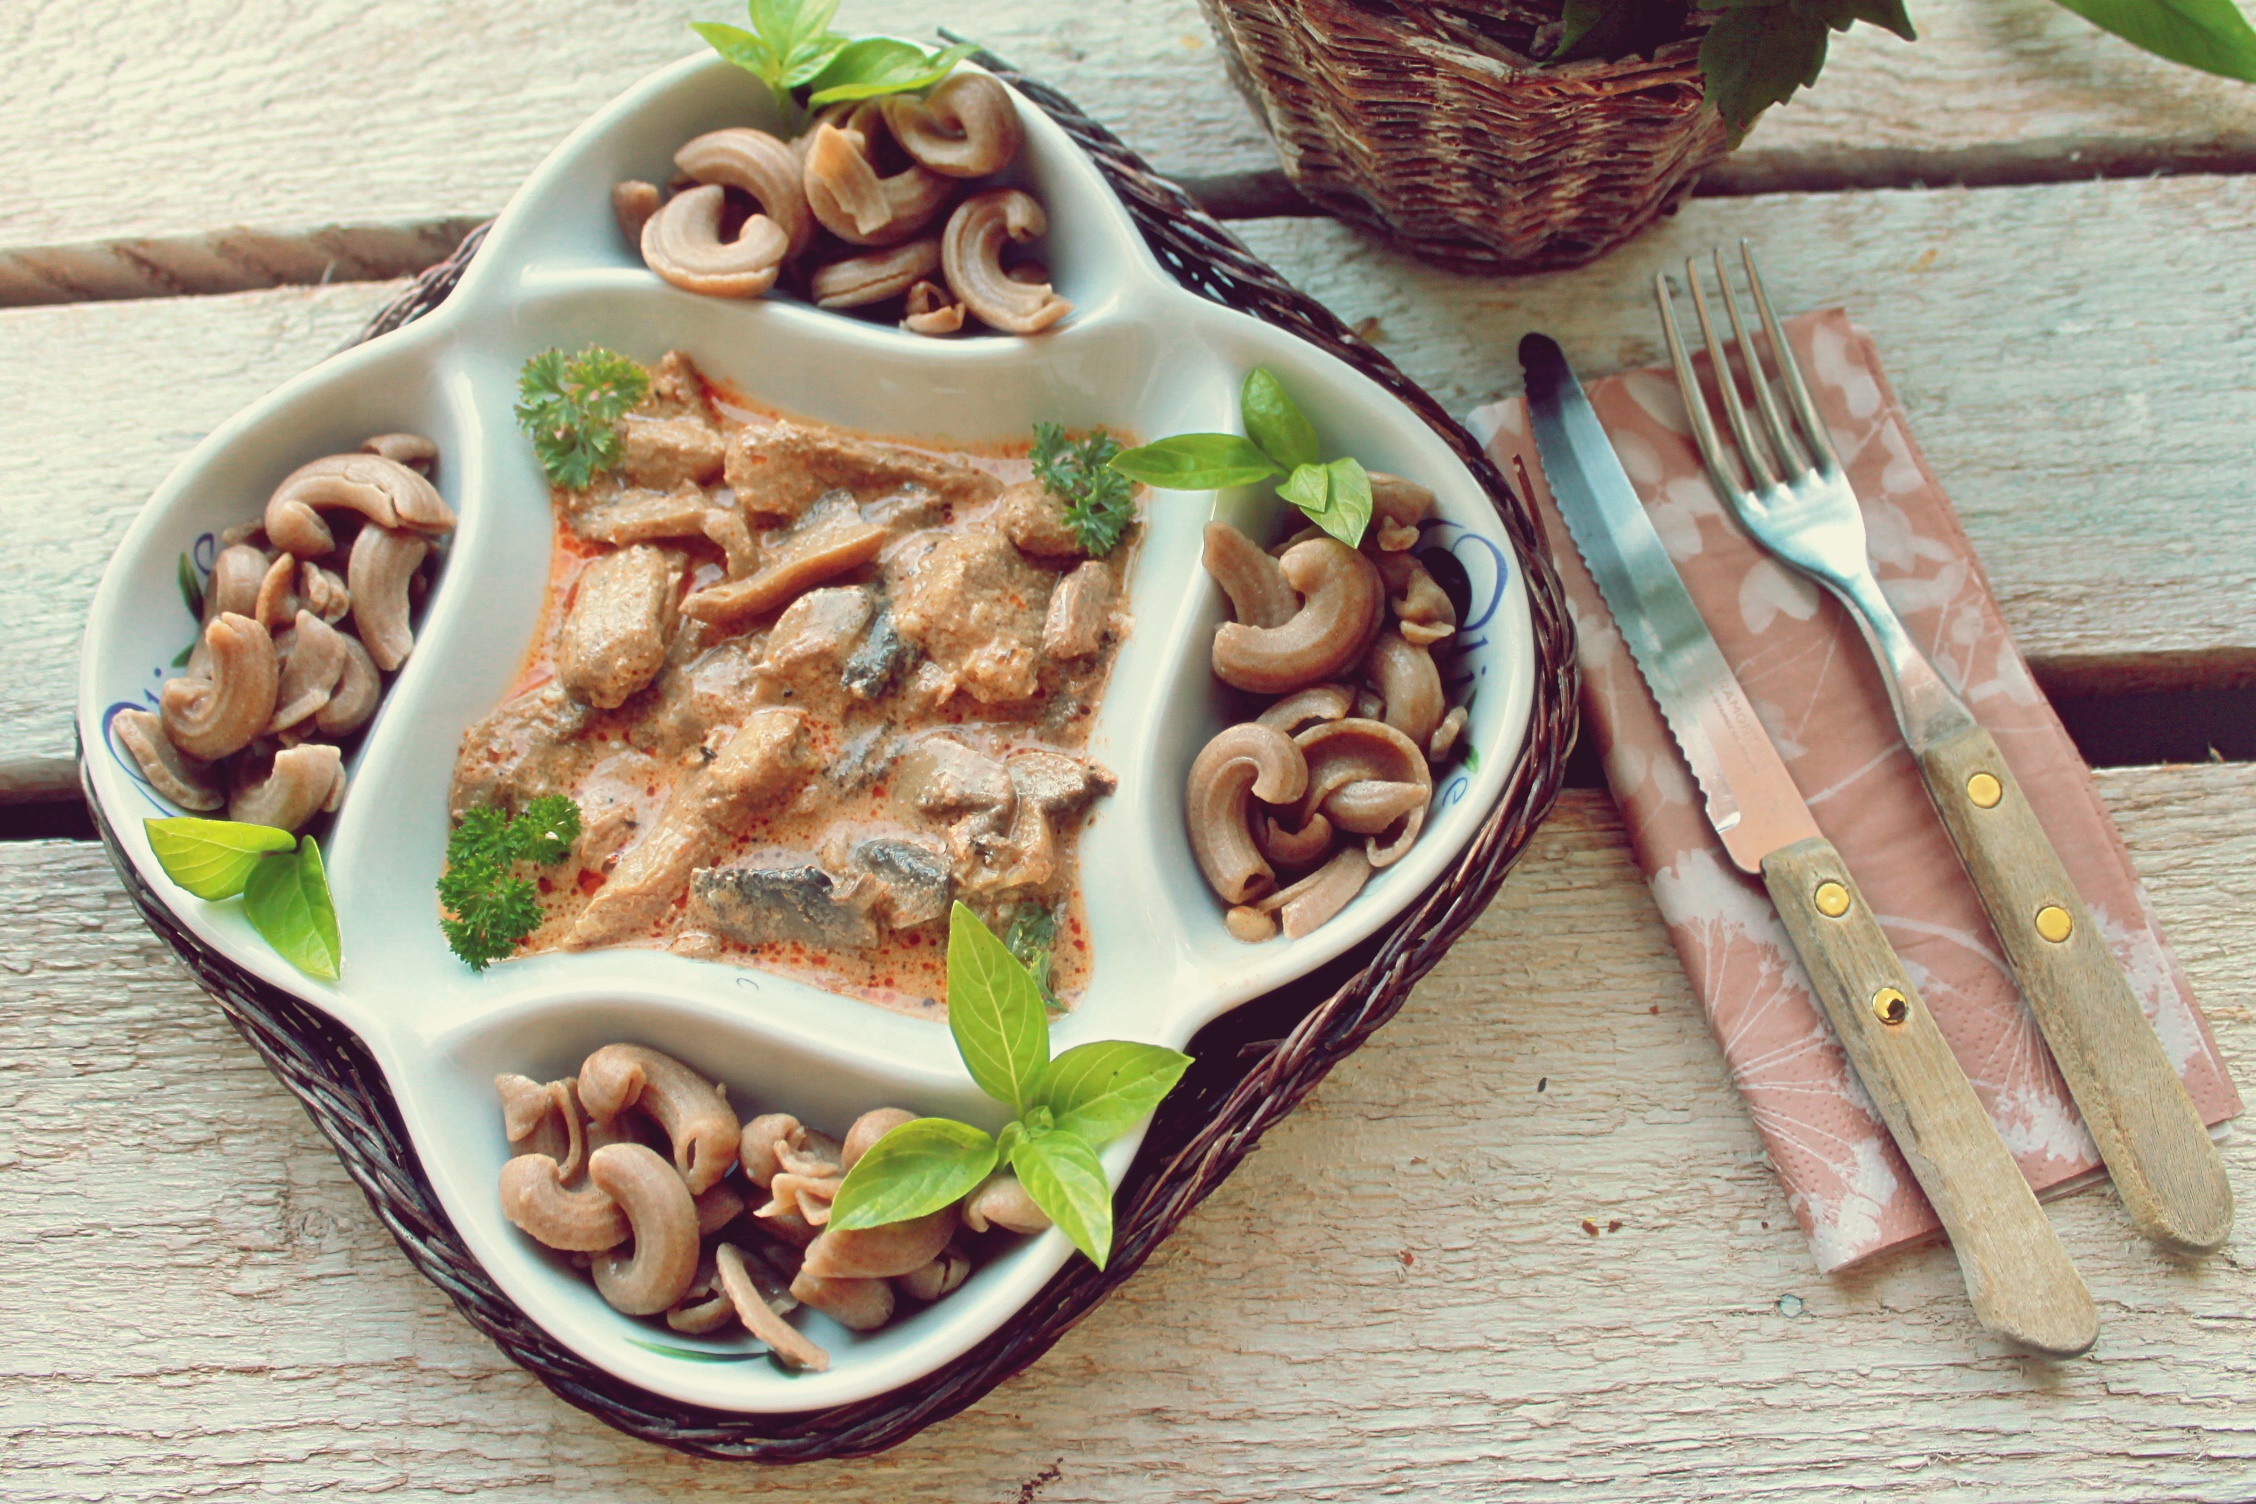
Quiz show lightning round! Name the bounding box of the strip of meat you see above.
[449,683,595,817]
[723,423,1002,523]
[566,708,816,948]
[557,545,683,709]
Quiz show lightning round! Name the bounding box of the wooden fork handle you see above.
[1915,723,2232,1254]
[1761,837,2097,1356]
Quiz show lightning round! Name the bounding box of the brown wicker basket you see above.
[85,50,1578,1461]
[1199,0,1735,273]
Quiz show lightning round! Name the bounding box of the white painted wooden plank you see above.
[2,764,2250,1498]
[9,0,2256,261]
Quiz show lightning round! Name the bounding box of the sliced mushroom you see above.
[578,1044,741,1194]
[113,708,223,810]
[678,520,889,626]
[801,1204,958,1282]
[1212,537,1384,695]
[1294,717,1432,868]
[205,543,271,622]
[1257,683,1355,736]
[1202,522,1296,629]
[841,1107,917,1172]
[270,610,348,733]
[640,183,790,298]
[264,452,453,559]
[802,121,953,247]
[790,1269,895,1331]
[612,179,662,245]
[360,432,439,477]
[896,1242,973,1303]
[499,1152,629,1252]
[314,633,382,737]
[252,551,299,630]
[1374,550,1456,646]
[1365,628,1445,751]
[1042,560,1114,661]
[901,279,965,335]
[229,743,344,833]
[718,1242,830,1371]
[1186,722,1308,906]
[160,613,278,760]
[961,1172,1051,1235]
[701,509,758,580]
[940,189,1070,335]
[880,73,1022,178]
[587,1143,702,1316]
[1256,845,1372,938]
[676,127,814,259]
[299,560,351,624]
[1367,471,1436,551]
[809,236,942,309]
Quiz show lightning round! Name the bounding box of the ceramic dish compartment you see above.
[77,48,1536,1411]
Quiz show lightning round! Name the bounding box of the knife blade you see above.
[1520,333,2096,1357]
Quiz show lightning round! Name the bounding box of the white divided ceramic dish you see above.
[77,49,1536,1411]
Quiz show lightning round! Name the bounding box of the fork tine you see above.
[1740,240,1838,471]
[1712,248,1808,477]
[1654,270,1751,511]
[1683,257,1780,491]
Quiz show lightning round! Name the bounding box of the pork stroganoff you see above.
[449,350,1138,1010]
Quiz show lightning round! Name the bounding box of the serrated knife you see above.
[1520,333,2096,1357]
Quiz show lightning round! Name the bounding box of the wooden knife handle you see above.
[1914,721,2231,1253]
[1761,837,2097,1356]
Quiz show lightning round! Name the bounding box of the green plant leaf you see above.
[2048,0,2256,80]
[1002,901,1059,1008]
[1314,456,1373,548]
[1551,0,1699,63]
[1698,5,1833,133]
[1828,0,1916,42]
[144,817,295,900]
[1277,460,1330,521]
[1110,434,1281,492]
[807,40,978,105]
[1039,1040,1192,1147]
[828,1118,999,1230]
[947,903,1050,1111]
[691,19,776,81]
[1239,368,1320,473]
[1010,1129,1114,1268]
[750,0,839,63]
[243,835,341,981]
[176,553,203,621]
[624,1335,771,1364]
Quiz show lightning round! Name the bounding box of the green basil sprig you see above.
[145,817,341,981]
[1109,368,1375,549]
[827,904,1191,1269]
[693,1,976,133]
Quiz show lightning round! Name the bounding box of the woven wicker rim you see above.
[84,51,1578,1461]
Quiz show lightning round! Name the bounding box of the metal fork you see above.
[1658,243,2232,1256]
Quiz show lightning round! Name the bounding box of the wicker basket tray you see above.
[84,52,1577,1461]
[1199,0,1733,273]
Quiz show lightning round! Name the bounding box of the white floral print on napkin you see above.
[1476,310,2240,1272]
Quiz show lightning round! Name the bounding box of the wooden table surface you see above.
[7,2,2255,1498]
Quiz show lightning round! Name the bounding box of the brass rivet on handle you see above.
[1814,881,1851,918]
[1873,987,1910,1026]
[1966,771,2003,809]
[2036,904,2074,943]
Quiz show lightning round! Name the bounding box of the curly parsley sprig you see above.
[1031,422,1135,556]
[438,795,582,971]
[514,347,650,490]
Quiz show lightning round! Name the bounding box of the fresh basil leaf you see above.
[1276,460,1330,522]
[1698,6,1831,132]
[1108,434,1281,492]
[947,903,1050,1112]
[782,32,851,88]
[176,552,203,621]
[1828,0,1916,41]
[691,21,778,81]
[144,817,295,900]
[1551,0,1698,62]
[1240,368,1320,473]
[807,41,978,105]
[2049,0,2256,80]
[1314,456,1373,548]
[1040,1041,1192,1147]
[243,835,341,982]
[828,1117,998,1230]
[1010,1129,1114,1268]
[749,0,837,62]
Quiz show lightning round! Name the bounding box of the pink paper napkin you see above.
[1472,310,2241,1272]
